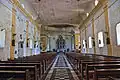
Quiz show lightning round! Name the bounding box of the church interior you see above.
[0,0,120,80]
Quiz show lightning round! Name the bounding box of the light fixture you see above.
[21,4,25,8]
[86,13,89,16]
[95,0,99,6]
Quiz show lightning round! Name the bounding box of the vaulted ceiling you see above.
[20,0,95,25]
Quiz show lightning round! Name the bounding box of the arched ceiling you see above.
[20,0,95,25]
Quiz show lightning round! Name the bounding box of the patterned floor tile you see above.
[45,53,80,80]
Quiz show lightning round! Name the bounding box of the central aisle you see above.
[45,53,80,80]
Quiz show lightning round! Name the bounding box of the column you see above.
[103,1,112,56]
[75,33,80,50]
[10,4,16,60]
[80,30,82,53]
[85,26,88,53]
[34,26,37,55]
[26,20,29,56]
[92,18,96,54]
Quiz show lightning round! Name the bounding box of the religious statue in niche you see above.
[56,35,66,50]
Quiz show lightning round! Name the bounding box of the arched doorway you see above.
[56,35,66,52]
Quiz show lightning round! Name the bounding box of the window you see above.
[83,40,86,48]
[0,30,5,48]
[98,32,104,47]
[30,39,33,49]
[116,23,120,45]
[89,37,92,48]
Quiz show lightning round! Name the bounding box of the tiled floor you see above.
[55,54,68,67]
[45,53,80,80]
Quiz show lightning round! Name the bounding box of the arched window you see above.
[116,23,120,45]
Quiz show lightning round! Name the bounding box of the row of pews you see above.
[66,52,120,80]
[0,52,56,80]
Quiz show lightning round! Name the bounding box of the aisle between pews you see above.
[45,53,80,80]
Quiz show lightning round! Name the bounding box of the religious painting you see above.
[41,36,47,51]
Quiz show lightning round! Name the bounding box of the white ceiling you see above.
[20,0,95,25]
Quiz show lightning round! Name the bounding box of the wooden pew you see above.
[0,65,37,80]
[0,52,56,80]
[0,61,54,79]
[93,68,120,80]
[10,53,56,74]
[0,62,41,79]
[107,76,120,80]
[66,53,97,79]
[81,60,120,80]
[86,63,120,80]
[4,53,56,80]
[74,54,120,80]
[0,69,30,80]
[66,53,120,80]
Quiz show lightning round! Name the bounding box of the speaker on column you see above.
[106,37,110,44]
[12,40,15,46]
